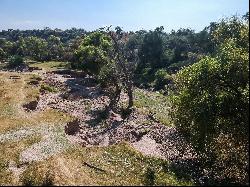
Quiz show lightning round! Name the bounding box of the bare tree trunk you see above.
[108,82,121,112]
[126,82,133,110]
[108,29,136,113]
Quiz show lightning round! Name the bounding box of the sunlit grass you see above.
[20,143,193,186]
[28,61,71,71]
[0,135,42,186]
[134,88,172,126]
[0,72,73,133]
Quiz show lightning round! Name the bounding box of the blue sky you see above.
[0,0,248,32]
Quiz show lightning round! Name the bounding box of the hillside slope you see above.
[0,62,198,185]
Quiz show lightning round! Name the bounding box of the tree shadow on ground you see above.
[163,157,243,186]
[86,107,110,127]
[165,158,204,185]
[63,76,102,100]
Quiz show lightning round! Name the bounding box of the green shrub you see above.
[143,167,156,186]
[40,84,57,92]
[8,55,24,68]
[0,48,6,61]
[170,16,249,184]
[153,69,172,90]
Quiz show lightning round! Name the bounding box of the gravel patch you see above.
[36,72,108,122]
[0,123,73,164]
[147,124,198,161]
[132,135,164,159]
[0,125,48,143]
[20,125,72,163]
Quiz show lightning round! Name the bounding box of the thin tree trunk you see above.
[108,82,121,112]
[126,83,133,110]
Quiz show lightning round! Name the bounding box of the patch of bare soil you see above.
[35,72,108,122]
[75,109,197,162]
[132,135,163,159]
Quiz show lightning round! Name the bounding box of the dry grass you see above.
[0,71,74,185]
[20,143,193,186]
[0,135,42,186]
[134,88,172,126]
[28,61,71,71]
[0,72,73,133]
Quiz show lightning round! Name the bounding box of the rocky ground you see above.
[27,70,199,167]
[0,68,204,184]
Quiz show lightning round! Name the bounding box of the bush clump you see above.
[8,55,24,68]
[153,69,172,91]
[40,84,57,93]
[171,15,249,185]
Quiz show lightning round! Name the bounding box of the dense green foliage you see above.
[171,14,249,185]
[132,26,214,90]
[0,28,86,62]
[8,55,24,68]
[74,31,112,76]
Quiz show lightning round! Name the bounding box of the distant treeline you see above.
[0,25,214,89]
[0,13,247,91]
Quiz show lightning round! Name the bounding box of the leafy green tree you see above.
[0,40,15,56]
[75,31,112,74]
[211,15,249,50]
[171,14,249,185]
[134,26,211,90]
[75,27,137,113]
[18,36,48,61]
[137,26,165,71]
[153,69,172,91]
[0,48,6,61]
[47,35,64,60]
[75,30,120,111]
[0,28,87,62]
